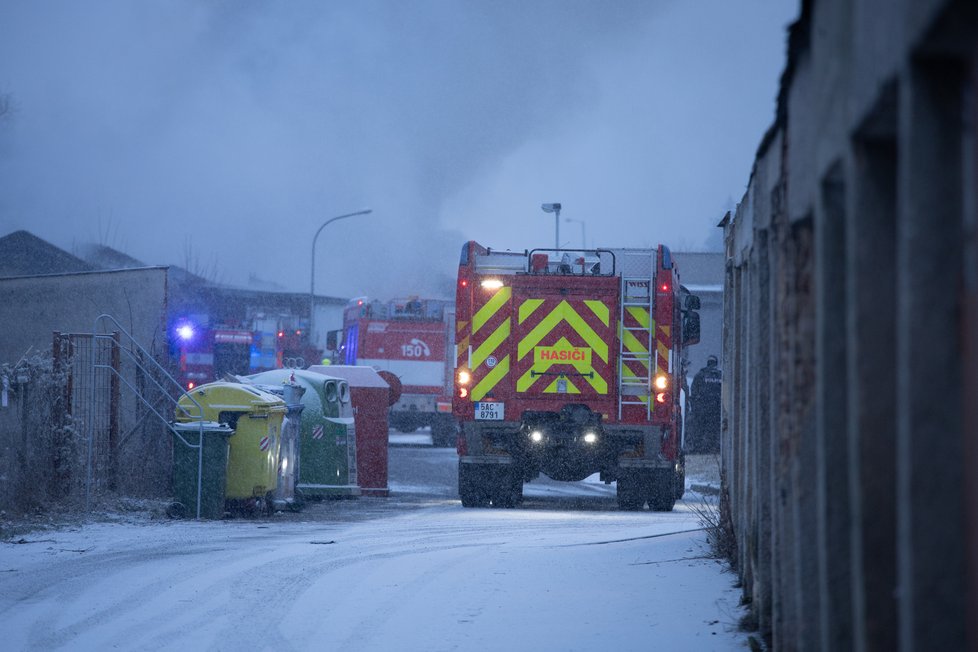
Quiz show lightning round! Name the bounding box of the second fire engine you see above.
[340,296,457,446]
[453,242,700,511]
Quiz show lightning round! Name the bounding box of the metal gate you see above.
[53,330,120,498]
[55,314,208,517]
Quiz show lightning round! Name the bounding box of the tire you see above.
[491,468,523,508]
[675,452,687,500]
[616,476,645,511]
[431,415,458,448]
[459,463,489,508]
[648,471,677,512]
[390,414,420,433]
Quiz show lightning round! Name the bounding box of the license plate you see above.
[475,402,504,420]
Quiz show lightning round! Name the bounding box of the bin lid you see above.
[307,365,391,389]
[246,369,353,414]
[176,381,286,420]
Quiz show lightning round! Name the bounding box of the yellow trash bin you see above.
[177,381,287,505]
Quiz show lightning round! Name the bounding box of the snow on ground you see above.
[1,504,745,651]
[1,439,742,651]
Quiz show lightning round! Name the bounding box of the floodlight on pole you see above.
[541,203,561,249]
[310,208,372,349]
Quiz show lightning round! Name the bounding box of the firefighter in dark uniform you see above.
[689,354,722,453]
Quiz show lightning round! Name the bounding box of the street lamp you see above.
[310,208,372,350]
[565,217,586,249]
[541,203,561,249]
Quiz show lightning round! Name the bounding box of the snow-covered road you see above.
[1,441,745,651]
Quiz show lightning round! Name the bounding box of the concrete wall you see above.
[0,267,168,365]
[721,0,977,649]
[0,268,172,509]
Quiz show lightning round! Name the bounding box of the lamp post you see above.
[310,208,372,349]
[541,203,561,249]
[565,217,586,249]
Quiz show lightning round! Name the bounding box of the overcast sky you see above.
[0,1,797,299]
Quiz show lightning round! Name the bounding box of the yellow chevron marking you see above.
[661,325,671,337]
[516,337,607,394]
[471,318,510,369]
[544,376,581,394]
[516,367,537,392]
[472,287,511,335]
[621,328,650,357]
[619,366,651,404]
[471,354,510,401]
[626,306,650,329]
[658,341,669,361]
[519,299,544,324]
[456,320,469,333]
[584,300,610,326]
[517,300,608,363]
[457,335,470,359]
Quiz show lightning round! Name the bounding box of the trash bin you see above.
[168,421,234,519]
[247,369,359,499]
[176,381,287,509]
[308,364,392,497]
[243,377,306,511]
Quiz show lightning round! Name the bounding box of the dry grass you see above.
[686,455,736,563]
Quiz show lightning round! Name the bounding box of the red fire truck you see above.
[340,297,457,446]
[453,242,701,510]
[172,318,315,390]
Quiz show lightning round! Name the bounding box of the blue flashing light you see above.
[176,324,195,341]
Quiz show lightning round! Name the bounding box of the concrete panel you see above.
[0,268,168,365]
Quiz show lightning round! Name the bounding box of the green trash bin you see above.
[247,369,358,498]
[169,421,234,519]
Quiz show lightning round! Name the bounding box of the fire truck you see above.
[340,297,457,446]
[453,242,701,511]
[172,317,315,390]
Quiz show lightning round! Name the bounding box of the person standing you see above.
[689,355,722,453]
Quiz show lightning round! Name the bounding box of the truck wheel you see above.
[431,415,458,448]
[675,452,686,500]
[648,471,677,512]
[491,469,523,508]
[616,476,645,511]
[459,464,489,508]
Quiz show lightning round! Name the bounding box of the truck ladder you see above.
[617,250,655,420]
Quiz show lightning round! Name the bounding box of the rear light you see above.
[656,392,667,404]
[459,387,468,398]
[654,375,668,391]
[480,279,504,290]
[457,369,471,385]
